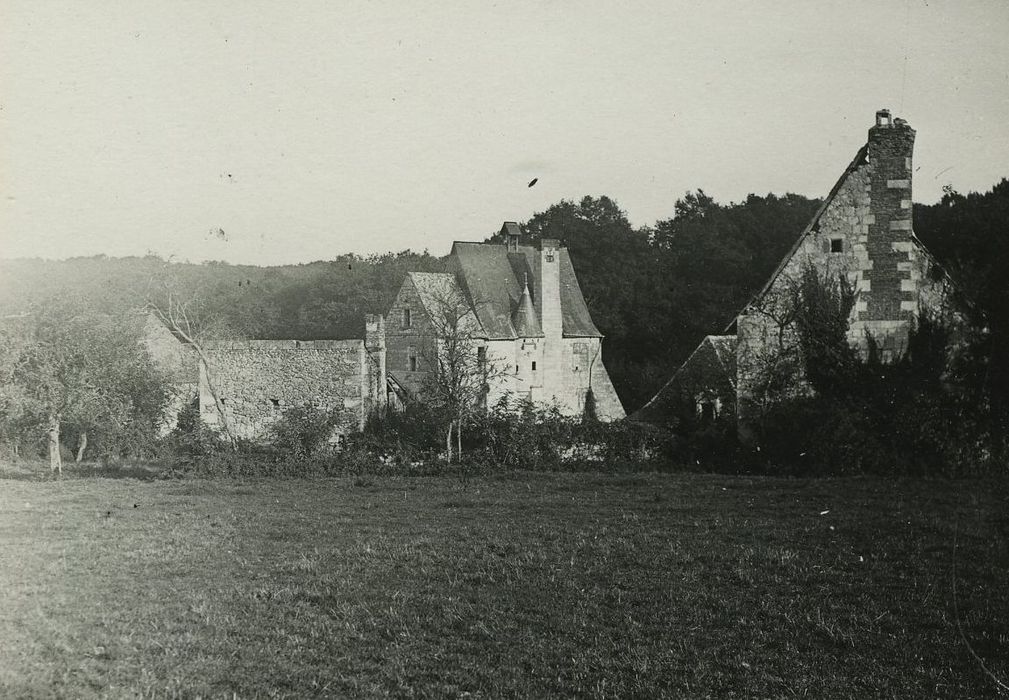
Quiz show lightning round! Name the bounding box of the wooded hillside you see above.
[2,180,1005,414]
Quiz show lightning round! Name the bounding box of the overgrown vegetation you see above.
[756,266,992,477]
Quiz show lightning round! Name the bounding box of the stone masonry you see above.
[199,314,386,442]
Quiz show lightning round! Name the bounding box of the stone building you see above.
[198,315,386,442]
[386,225,625,420]
[636,110,957,439]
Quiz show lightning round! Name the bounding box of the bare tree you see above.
[147,283,239,449]
[416,278,499,462]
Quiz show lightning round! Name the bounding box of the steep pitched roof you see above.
[406,272,483,335]
[630,335,736,423]
[449,241,602,340]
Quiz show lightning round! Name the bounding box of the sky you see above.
[1,0,1007,266]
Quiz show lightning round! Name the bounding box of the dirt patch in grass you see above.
[0,473,1006,697]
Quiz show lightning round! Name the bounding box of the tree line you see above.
[0,179,1006,467]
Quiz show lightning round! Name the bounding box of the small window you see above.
[830,238,844,253]
[402,308,412,329]
[270,398,280,408]
[407,346,417,372]
[531,361,537,371]
[477,346,487,369]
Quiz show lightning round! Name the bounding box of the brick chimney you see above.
[864,109,917,321]
[536,239,563,338]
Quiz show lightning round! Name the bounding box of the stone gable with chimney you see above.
[636,110,958,440]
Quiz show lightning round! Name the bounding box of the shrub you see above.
[269,404,340,459]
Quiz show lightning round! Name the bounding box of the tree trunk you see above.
[456,419,462,460]
[445,423,453,463]
[75,431,88,463]
[48,415,62,476]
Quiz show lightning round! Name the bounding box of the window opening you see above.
[830,238,844,253]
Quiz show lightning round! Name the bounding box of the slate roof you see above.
[449,241,601,340]
[407,271,483,335]
[630,335,736,423]
[511,280,543,337]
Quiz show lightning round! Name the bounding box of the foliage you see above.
[915,179,1009,459]
[794,264,857,395]
[268,404,340,458]
[1,303,168,468]
[760,313,993,477]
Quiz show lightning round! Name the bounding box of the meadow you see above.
[0,468,1006,698]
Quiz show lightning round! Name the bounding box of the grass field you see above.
[0,468,1006,698]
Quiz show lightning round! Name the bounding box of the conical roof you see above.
[512,277,543,338]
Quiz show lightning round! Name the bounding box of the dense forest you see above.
[1,180,1006,416]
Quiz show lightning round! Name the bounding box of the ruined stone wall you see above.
[200,339,371,442]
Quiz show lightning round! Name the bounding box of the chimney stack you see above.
[863,109,917,321]
[536,239,563,339]
[501,221,521,252]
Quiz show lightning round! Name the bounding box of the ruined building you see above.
[636,110,957,440]
[197,316,387,442]
[386,226,625,420]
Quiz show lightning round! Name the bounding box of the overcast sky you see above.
[2,0,1007,265]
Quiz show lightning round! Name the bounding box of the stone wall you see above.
[200,330,385,443]
[385,276,438,396]
[502,336,623,421]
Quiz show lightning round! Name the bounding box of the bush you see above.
[269,404,340,459]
